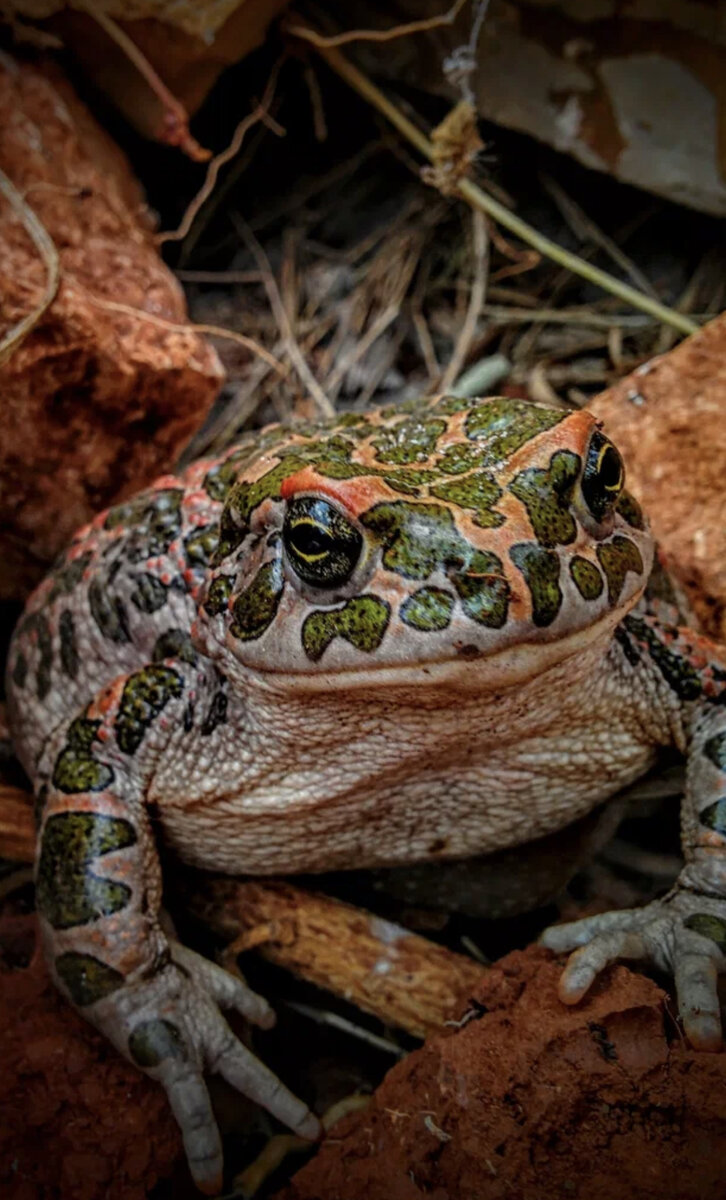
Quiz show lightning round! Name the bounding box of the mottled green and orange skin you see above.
[7,395,726,1192]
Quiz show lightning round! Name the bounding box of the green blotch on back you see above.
[59,610,79,679]
[203,438,260,502]
[510,542,562,627]
[372,417,447,465]
[624,615,702,701]
[436,443,487,475]
[105,488,183,562]
[570,557,604,602]
[464,397,565,462]
[704,733,726,771]
[204,575,234,616]
[302,595,391,662]
[12,651,28,689]
[184,524,219,568]
[230,559,285,641]
[129,1018,187,1068]
[509,450,580,548]
[89,579,131,644]
[381,468,438,496]
[47,551,93,601]
[596,536,644,606]
[616,491,645,530]
[115,665,184,756]
[684,913,726,953]
[55,951,124,1007]
[130,573,168,614]
[37,811,136,930]
[430,472,504,529]
[699,799,726,836]
[53,716,114,794]
[152,628,197,665]
[361,500,509,629]
[22,612,54,700]
[401,587,455,632]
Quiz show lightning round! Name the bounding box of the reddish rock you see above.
[0,915,182,1200]
[592,315,726,642]
[279,947,726,1200]
[0,56,223,600]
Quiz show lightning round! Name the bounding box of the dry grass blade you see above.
[540,173,658,300]
[293,21,699,338]
[77,3,209,161]
[159,63,284,245]
[67,285,286,374]
[284,0,468,48]
[438,209,488,391]
[0,168,60,367]
[232,213,335,417]
[481,305,658,329]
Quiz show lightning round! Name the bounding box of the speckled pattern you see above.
[7,394,726,1192]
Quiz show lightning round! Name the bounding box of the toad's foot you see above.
[91,943,320,1194]
[540,884,726,1051]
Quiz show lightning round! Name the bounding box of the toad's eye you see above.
[283,497,363,589]
[581,431,624,522]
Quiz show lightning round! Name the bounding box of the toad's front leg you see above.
[35,661,320,1193]
[542,614,726,1049]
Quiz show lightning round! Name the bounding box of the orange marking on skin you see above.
[91,678,125,719]
[506,409,595,474]
[280,468,387,517]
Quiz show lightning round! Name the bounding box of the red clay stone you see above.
[592,315,726,641]
[0,56,223,600]
[279,946,726,1200]
[0,915,181,1200]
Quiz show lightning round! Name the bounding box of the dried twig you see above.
[194,878,488,1039]
[294,23,699,338]
[481,305,659,329]
[78,4,209,161]
[159,64,284,245]
[438,209,488,391]
[232,214,335,417]
[67,286,286,374]
[284,0,468,48]
[0,168,60,367]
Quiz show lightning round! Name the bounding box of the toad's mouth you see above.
[244,604,629,696]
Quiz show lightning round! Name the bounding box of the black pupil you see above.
[292,524,331,557]
[600,446,622,489]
